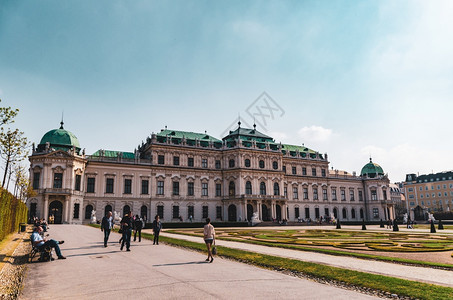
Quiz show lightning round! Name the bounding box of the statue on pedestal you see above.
[91,210,97,224]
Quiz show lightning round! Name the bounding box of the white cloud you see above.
[269,131,290,143]
[298,125,332,143]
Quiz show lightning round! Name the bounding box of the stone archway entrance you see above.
[247,204,253,221]
[49,200,63,224]
[228,204,237,222]
[262,204,269,221]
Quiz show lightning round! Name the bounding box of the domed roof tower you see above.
[37,121,81,153]
[360,158,384,178]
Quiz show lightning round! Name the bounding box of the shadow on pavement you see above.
[153,261,208,267]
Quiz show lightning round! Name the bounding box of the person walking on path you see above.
[120,212,133,251]
[203,218,215,263]
[101,211,114,247]
[152,215,162,245]
[133,214,144,242]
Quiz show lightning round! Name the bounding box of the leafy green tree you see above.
[0,99,18,126]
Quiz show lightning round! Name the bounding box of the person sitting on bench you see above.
[31,226,66,260]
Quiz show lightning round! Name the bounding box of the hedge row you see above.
[0,188,28,242]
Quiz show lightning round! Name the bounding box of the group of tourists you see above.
[101,211,163,251]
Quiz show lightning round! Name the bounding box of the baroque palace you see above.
[27,121,396,224]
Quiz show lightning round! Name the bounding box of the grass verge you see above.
[167,230,453,270]
[87,225,453,299]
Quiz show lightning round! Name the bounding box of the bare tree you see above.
[0,128,29,187]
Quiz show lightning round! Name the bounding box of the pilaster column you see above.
[64,196,70,223]
[43,195,49,220]
[258,201,262,220]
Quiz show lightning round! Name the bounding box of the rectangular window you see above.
[292,167,297,175]
[75,174,81,191]
[188,182,194,196]
[305,207,310,219]
[372,208,379,218]
[410,201,415,206]
[408,194,414,199]
[215,160,221,169]
[172,206,179,219]
[303,188,308,199]
[106,178,114,193]
[284,187,287,197]
[295,207,300,218]
[173,156,180,166]
[73,203,80,219]
[202,183,208,196]
[202,159,208,168]
[371,190,377,200]
[216,183,221,197]
[283,166,286,173]
[315,207,320,219]
[408,187,414,192]
[358,190,363,201]
[312,168,317,176]
[324,208,329,217]
[321,169,326,177]
[293,187,298,199]
[202,206,208,219]
[53,173,63,188]
[323,189,328,200]
[141,180,149,194]
[173,182,179,195]
[33,172,40,190]
[349,190,354,201]
[188,157,194,167]
[216,206,222,219]
[383,190,387,200]
[313,187,318,200]
[302,167,307,175]
[332,189,337,201]
[124,179,132,194]
[87,178,95,193]
[157,205,164,219]
[341,190,346,201]
[188,206,194,219]
[158,155,165,164]
[157,181,164,195]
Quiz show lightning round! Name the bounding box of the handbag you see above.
[212,239,217,255]
[118,228,123,234]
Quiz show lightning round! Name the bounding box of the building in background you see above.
[27,121,394,224]
[403,172,453,220]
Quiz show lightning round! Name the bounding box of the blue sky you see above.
[1,0,452,182]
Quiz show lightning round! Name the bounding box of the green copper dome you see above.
[38,122,80,151]
[360,158,384,178]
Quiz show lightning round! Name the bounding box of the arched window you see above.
[272,161,278,170]
[229,159,235,168]
[123,205,131,216]
[360,208,364,219]
[229,181,235,196]
[245,159,251,167]
[141,205,148,221]
[260,182,266,195]
[245,181,252,195]
[333,208,338,219]
[273,182,280,195]
[342,208,347,219]
[351,208,356,219]
[104,204,112,217]
[259,160,265,169]
[85,205,93,219]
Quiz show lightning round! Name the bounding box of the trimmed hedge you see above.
[144,221,249,229]
[0,188,28,242]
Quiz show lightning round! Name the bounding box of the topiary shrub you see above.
[393,219,399,232]
[362,219,367,230]
[380,219,384,228]
[430,221,436,233]
[438,219,444,230]
[336,219,341,229]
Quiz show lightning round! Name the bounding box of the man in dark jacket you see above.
[120,212,133,251]
[152,215,162,245]
[101,211,114,247]
[133,215,144,242]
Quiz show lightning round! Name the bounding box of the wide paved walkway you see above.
[20,225,378,300]
[156,228,453,288]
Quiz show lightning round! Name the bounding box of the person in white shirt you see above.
[203,218,215,263]
[31,226,66,259]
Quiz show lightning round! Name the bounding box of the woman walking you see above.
[203,218,215,263]
[152,215,162,245]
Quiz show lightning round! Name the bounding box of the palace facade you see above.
[27,121,396,224]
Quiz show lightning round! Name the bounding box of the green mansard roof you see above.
[222,126,274,143]
[157,129,222,143]
[91,150,135,159]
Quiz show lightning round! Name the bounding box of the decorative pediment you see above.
[32,165,42,172]
[74,168,83,175]
[53,165,65,173]
[46,150,74,158]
